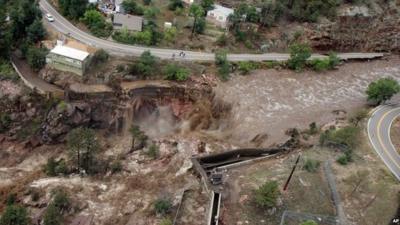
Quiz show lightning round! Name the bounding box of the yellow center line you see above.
[376,108,400,169]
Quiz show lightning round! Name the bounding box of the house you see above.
[113,13,143,32]
[46,42,91,76]
[206,4,234,29]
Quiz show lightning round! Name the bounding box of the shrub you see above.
[0,205,28,225]
[159,218,173,225]
[92,49,109,65]
[163,64,190,81]
[43,204,60,225]
[366,77,400,105]
[129,51,157,77]
[110,160,123,173]
[215,50,231,81]
[300,220,318,225]
[319,126,360,150]
[113,28,154,46]
[303,158,320,172]
[337,153,351,165]
[307,122,318,135]
[163,26,177,43]
[287,43,311,71]
[309,58,330,72]
[121,0,145,15]
[154,198,172,215]
[349,108,369,126]
[6,194,16,206]
[0,60,19,82]
[254,181,280,208]
[0,113,12,133]
[52,190,70,212]
[216,33,227,46]
[168,0,184,11]
[44,157,58,176]
[327,53,340,68]
[237,61,257,75]
[146,144,159,159]
[26,46,48,71]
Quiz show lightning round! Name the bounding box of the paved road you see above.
[39,0,384,61]
[367,105,400,181]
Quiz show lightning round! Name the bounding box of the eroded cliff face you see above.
[308,4,400,53]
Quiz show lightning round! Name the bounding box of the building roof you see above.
[113,13,143,31]
[50,45,90,61]
[208,4,234,17]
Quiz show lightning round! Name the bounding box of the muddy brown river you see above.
[216,56,400,146]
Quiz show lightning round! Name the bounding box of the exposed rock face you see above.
[40,101,117,143]
[308,13,400,53]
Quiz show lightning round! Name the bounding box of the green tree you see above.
[201,0,214,13]
[26,47,48,72]
[0,112,12,133]
[129,51,156,77]
[59,0,88,20]
[163,26,177,43]
[215,50,230,81]
[26,18,46,43]
[0,205,29,225]
[287,43,312,71]
[9,0,42,41]
[144,7,160,19]
[92,49,109,65]
[44,157,58,177]
[163,64,190,81]
[289,0,340,22]
[0,5,11,58]
[366,77,400,105]
[168,0,184,11]
[146,144,159,159]
[43,190,70,225]
[81,9,112,37]
[121,0,144,15]
[189,4,205,37]
[67,127,99,174]
[260,0,284,27]
[254,181,280,208]
[129,125,148,151]
[43,204,61,225]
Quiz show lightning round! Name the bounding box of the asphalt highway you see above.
[39,0,384,61]
[368,105,400,181]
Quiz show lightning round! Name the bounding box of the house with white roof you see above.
[46,43,91,76]
[206,4,234,29]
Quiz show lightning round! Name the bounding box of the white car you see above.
[46,13,55,22]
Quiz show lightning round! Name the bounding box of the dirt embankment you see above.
[215,56,400,147]
[391,118,400,154]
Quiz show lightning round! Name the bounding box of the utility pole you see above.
[283,155,300,191]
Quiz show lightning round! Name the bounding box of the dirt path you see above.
[216,56,400,146]
[11,55,64,96]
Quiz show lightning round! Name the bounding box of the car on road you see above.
[46,13,55,22]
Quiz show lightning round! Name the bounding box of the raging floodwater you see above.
[216,56,400,146]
